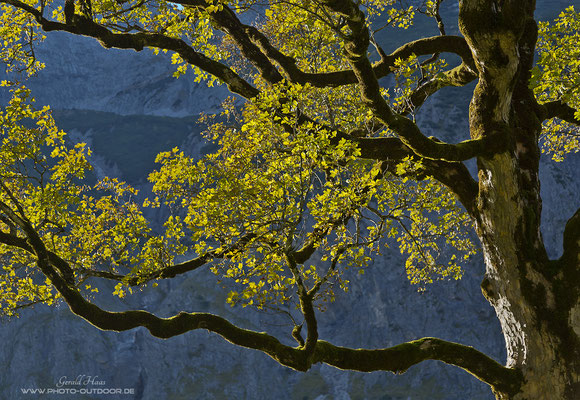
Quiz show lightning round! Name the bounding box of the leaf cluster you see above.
[532,6,580,161]
[148,82,476,310]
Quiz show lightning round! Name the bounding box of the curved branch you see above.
[22,235,520,394]
[312,338,523,395]
[1,173,508,395]
[402,62,476,114]
[285,253,318,355]
[347,136,479,217]
[35,248,522,395]
[175,0,284,85]
[171,0,474,89]
[378,35,475,80]
[0,223,256,286]
[0,0,259,99]
[44,259,314,369]
[541,100,580,126]
[245,25,475,88]
[318,0,502,162]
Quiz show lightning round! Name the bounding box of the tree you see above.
[0,0,579,398]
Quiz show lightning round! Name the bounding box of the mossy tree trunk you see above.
[460,1,579,398]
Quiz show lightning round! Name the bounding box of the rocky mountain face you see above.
[1,2,579,399]
[0,30,230,117]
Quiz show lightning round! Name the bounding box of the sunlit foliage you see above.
[0,84,186,314]
[148,81,475,309]
[0,0,573,318]
[532,6,580,161]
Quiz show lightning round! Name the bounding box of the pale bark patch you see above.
[570,299,580,338]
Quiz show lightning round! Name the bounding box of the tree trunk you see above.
[459,1,580,398]
[477,155,580,399]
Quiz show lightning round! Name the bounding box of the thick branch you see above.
[379,36,475,78]
[0,0,259,99]
[28,242,519,393]
[171,0,474,89]
[561,207,580,265]
[319,0,501,162]
[0,224,255,286]
[312,338,523,395]
[541,100,580,126]
[0,206,76,283]
[0,230,29,250]
[176,0,284,85]
[44,258,315,368]
[2,179,509,392]
[245,25,475,88]
[402,62,476,114]
[349,136,479,216]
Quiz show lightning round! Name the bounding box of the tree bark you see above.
[460,1,580,398]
